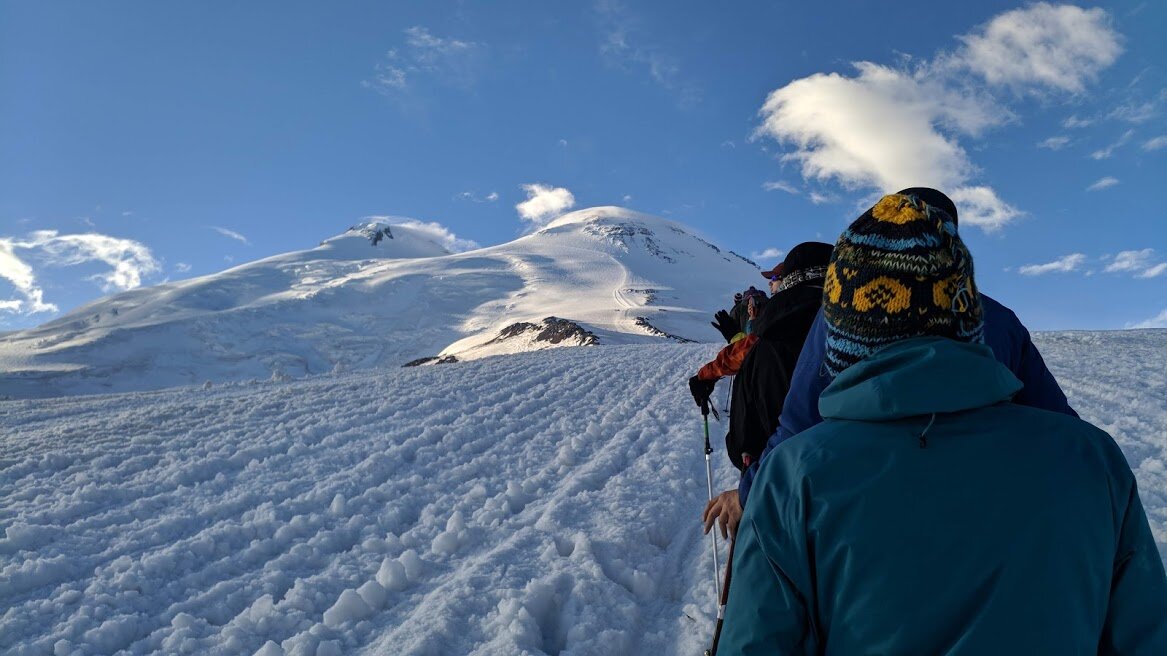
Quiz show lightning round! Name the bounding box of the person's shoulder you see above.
[980,292,1020,323]
[990,404,1133,479]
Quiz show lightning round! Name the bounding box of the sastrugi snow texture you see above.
[1,330,1165,654]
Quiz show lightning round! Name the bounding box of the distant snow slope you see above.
[0,208,759,399]
[1,331,1164,655]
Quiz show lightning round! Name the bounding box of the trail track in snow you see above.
[2,331,1165,655]
[1,344,734,655]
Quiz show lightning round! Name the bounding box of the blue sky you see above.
[2,0,1164,332]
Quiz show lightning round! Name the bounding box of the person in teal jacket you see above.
[718,194,1167,654]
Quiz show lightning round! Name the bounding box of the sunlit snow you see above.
[1,331,1164,654]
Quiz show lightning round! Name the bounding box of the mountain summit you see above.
[0,207,760,398]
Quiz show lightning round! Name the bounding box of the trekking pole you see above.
[705,538,735,656]
[701,405,722,613]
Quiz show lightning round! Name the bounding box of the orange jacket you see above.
[697,333,759,380]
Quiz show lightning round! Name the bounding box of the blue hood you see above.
[819,336,1023,421]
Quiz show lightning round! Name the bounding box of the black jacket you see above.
[725,282,822,470]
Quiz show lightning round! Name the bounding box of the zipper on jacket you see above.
[919,413,936,448]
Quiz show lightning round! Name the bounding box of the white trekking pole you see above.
[701,405,722,610]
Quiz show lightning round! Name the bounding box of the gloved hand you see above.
[711,310,739,343]
[688,375,716,412]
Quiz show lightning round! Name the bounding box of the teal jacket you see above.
[720,337,1167,655]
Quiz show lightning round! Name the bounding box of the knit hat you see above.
[896,187,958,226]
[772,242,833,293]
[733,292,743,303]
[823,193,983,377]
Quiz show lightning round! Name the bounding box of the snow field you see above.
[2,344,736,655]
[1,331,1164,654]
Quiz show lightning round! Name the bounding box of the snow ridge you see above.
[0,207,760,399]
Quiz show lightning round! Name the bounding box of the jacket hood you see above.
[819,336,1022,421]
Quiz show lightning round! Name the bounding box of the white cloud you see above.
[948,186,1022,230]
[946,3,1122,94]
[1143,136,1167,151]
[1108,100,1157,123]
[1105,248,1155,273]
[751,248,785,263]
[622,194,633,203]
[458,191,499,204]
[762,181,799,194]
[1140,262,1167,279]
[392,218,480,253]
[0,239,57,314]
[808,192,838,205]
[753,4,1122,234]
[364,26,481,96]
[0,230,160,316]
[721,140,736,149]
[1018,253,1087,275]
[1090,129,1134,159]
[558,139,569,147]
[1037,136,1070,150]
[516,183,576,227]
[1063,115,1092,128]
[211,226,250,245]
[1105,249,1166,278]
[756,62,1001,194]
[175,262,192,273]
[1086,176,1119,191]
[1127,308,1167,329]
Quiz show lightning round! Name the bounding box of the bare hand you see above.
[702,489,742,540]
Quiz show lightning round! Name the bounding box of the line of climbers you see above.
[687,187,1167,653]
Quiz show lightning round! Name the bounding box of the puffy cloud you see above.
[1086,176,1119,191]
[945,3,1121,94]
[1018,253,1087,275]
[516,184,576,227]
[398,220,479,253]
[1063,115,1092,128]
[175,262,192,273]
[365,217,480,253]
[211,226,250,245]
[0,239,57,314]
[1127,308,1167,329]
[948,186,1022,231]
[751,248,785,263]
[0,230,160,316]
[753,4,1122,233]
[756,63,1001,194]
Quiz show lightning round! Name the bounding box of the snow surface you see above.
[1,330,1165,655]
[0,208,758,399]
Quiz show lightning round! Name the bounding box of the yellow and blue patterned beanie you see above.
[823,193,984,376]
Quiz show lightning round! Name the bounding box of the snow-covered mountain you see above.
[0,208,760,398]
[1,331,1164,654]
